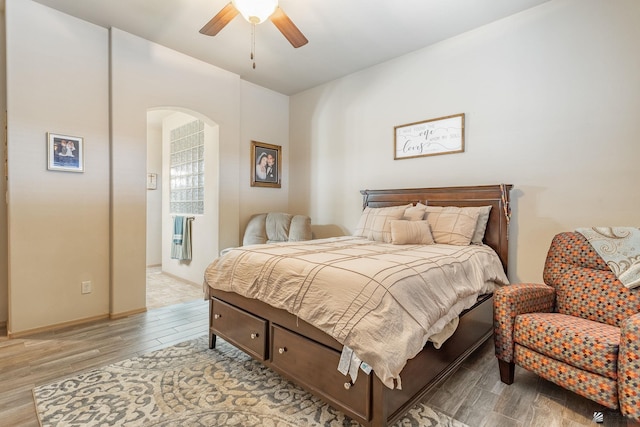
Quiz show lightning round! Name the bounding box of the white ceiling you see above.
[31,0,551,95]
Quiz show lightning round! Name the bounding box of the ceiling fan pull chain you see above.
[251,22,256,69]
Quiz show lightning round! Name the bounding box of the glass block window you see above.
[169,119,205,215]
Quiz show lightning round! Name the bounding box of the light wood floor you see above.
[426,339,633,427]
[0,299,208,426]
[0,297,636,426]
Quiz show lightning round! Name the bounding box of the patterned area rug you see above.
[34,336,467,426]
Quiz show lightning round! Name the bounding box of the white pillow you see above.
[390,220,434,245]
[353,204,411,243]
[470,206,492,244]
[403,202,428,221]
[424,206,480,245]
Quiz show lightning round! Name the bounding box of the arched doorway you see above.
[146,108,219,308]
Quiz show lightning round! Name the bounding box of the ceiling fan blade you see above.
[199,2,239,36]
[270,7,308,48]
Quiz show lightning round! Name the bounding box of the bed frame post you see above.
[208,299,217,349]
[369,377,388,427]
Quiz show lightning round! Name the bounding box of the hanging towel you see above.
[576,226,640,289]
[182,217,193,261]
[171,216,193,261]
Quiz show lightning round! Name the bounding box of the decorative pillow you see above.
[390,220,435,245]
[424,206,480,245]
[470,206,492,244]
[403,202,428,221]
[353,204,411,243]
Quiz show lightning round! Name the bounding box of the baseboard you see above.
[0,321,7,339]
[109,307,147,320]
[7,307,153,337]
[8,313,109,338]
[157,270,200,287]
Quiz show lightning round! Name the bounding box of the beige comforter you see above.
[204,236,509,389]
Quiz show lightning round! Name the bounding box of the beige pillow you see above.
[425,206,480,245]
[353,204,411,243]
[390,220,435,245]
[425,206,492,244]
[403,202,428,221]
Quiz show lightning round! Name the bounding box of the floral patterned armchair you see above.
[494,232,640,422]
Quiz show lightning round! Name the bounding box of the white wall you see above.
[110,28,243,316]
[4,0,290,333]
[161,112,219,285]
[146,117,162,266]
[11,0,633,331]
[290,0,640,283]
[5,0,110,333]
[238,81,291,239]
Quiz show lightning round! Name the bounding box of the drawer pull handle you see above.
[278,347,287,354]
[214,314,222,319]
[250,333,259,339]
[344,381,352,390]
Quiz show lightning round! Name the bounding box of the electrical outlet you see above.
[81,281,92,294]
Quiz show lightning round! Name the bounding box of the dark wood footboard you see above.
[209,290,494,426]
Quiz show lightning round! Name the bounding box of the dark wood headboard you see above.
[360,184,512,273]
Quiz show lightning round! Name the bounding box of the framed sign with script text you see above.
[394,113,465,160]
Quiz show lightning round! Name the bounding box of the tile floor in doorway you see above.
[146,266,204,309]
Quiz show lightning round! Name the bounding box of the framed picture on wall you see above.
[47,132,84,172]
[251,140,281,188]
[394,113,465,160]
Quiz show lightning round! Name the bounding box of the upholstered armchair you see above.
[241,212,312,245]
[494,232,640,423]
[220,212,312,256]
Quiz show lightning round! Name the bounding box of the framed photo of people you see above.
[47,132,84,172]
[251,140,281,188]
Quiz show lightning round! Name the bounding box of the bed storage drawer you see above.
[211,298,267,360]
[271,324,371,421]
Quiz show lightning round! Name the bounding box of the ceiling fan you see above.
[199,0,308,49]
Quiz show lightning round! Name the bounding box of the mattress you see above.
[204,236,509,388]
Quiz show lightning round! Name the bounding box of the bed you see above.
[204,184,512,426]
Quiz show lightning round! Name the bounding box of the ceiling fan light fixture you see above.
[232,0,278,24]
